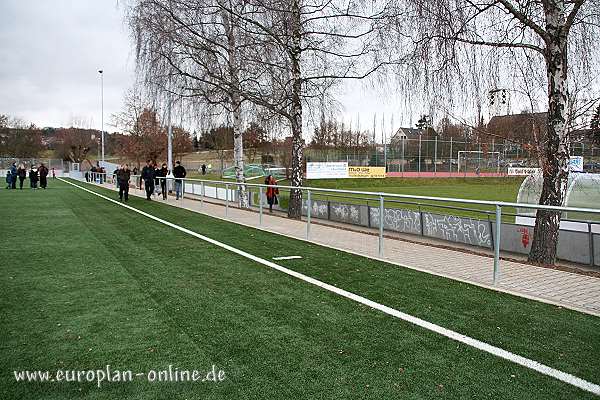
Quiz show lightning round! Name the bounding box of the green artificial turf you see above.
[1,179,599,399]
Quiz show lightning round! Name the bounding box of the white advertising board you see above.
[306,162,349,179]
[508,167,540,176]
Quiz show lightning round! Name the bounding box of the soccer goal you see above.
[457,151,501,174]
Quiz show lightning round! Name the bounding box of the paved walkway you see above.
[90,180,600,317]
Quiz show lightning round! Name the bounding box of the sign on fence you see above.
[507,167,540,176]
[306,162,349,179]
[348,166,386,178]
[569,156,584,172]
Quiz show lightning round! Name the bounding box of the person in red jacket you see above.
[264,174,279,212]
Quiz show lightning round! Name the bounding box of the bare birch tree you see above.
[220,0,391,218]
[384,0,600,264]
[126,0,255,207]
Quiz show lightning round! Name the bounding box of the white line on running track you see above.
[60,178,600,396]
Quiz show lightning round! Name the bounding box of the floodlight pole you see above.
[167,97,173,176]
[98,70,104,165]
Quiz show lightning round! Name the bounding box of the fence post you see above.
[379,195,384,257]
[225,183,229,216]
[418,135,422,176]
[307,189,311,240]
[434,136,438,175]
[181,179,185,204]
[493,205,502,284]
[589,222,595,267]
[401,137,405,177]
[419,205,424,236]
[201,181,205,208]
[259,186,263,225]
[449,137,453,173]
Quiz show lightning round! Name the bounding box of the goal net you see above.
[457,151,500,174]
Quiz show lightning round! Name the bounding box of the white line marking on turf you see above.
[60,178,600,396]
[272,256,303,260]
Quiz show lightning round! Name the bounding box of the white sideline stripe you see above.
[59,178,600,396]
[273,256,303,260]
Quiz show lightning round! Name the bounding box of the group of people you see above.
[5,162,52,190]
[113,160,187,202]
[109,160,280,212]
[84,166,107,183]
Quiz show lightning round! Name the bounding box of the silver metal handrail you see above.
[89,175,600,282]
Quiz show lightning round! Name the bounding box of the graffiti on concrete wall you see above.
[370,208,421,235]
[330,203,362,225]
[422,213,491,247]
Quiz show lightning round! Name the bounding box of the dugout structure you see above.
[517,171,600,225]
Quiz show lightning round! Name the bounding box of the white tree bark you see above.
[222,7,248,208]
[287,0,304,219]
[529,0,570,264]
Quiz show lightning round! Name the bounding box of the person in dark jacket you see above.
[38,163,49,189]
[265,174,279,212]
[116,164,131,201]
[17,164,27,189]
[201,164,207,175]
[141,160,155,200]
[155,163,168,200]
[173,161,187,200]
[10,163,17,189]
[5,170,11,189]
[29,167,39,189]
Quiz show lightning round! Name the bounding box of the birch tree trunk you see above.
[222,7,248,208]
[287,0,304,219]
[528,0,570,264]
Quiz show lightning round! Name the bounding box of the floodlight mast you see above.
[167,96,173,178]
[98,70,104,165]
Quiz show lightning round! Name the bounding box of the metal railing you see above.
[84,175,600,283]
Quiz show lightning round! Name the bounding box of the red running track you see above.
[386,171,506,178]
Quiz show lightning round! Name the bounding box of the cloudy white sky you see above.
[0,1,133,130]
[0,1,473,139]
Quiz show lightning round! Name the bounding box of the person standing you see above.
[265,174,279,212]
[5,170,11,189]
[38,163,49,189]
[173,161,187,200]
[17,164,26,189]
[201,164,207,175]
[51,167,56,179]
[29,167,39,189]
[156,163,168,200]
[10,162,17,189]
[141,160,155,200]
[116,164,131,201]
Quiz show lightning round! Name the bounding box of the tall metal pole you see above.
[98,70,104,164]
[167,98,173,173]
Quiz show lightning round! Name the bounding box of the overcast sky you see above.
[0,1,133,130]
[0,1,468,139]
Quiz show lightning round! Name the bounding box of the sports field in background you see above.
[1,179,599,399]
[265,177,524,219]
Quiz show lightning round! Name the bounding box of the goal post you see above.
[457,151,501,174]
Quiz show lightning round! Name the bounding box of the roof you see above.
[486,112,547,142]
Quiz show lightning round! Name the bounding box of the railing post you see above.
[259,186,263,225]
[225,183,229,216]
[493,205,502,284]
[379,195,384,257]
[181,179,185,204]
[307,189,311,240]
[201,181,205,208]
[589,222,595,267]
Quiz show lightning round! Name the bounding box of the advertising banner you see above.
[306,162,349,179]
[507,167,540,176]
[348,166,386,178]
